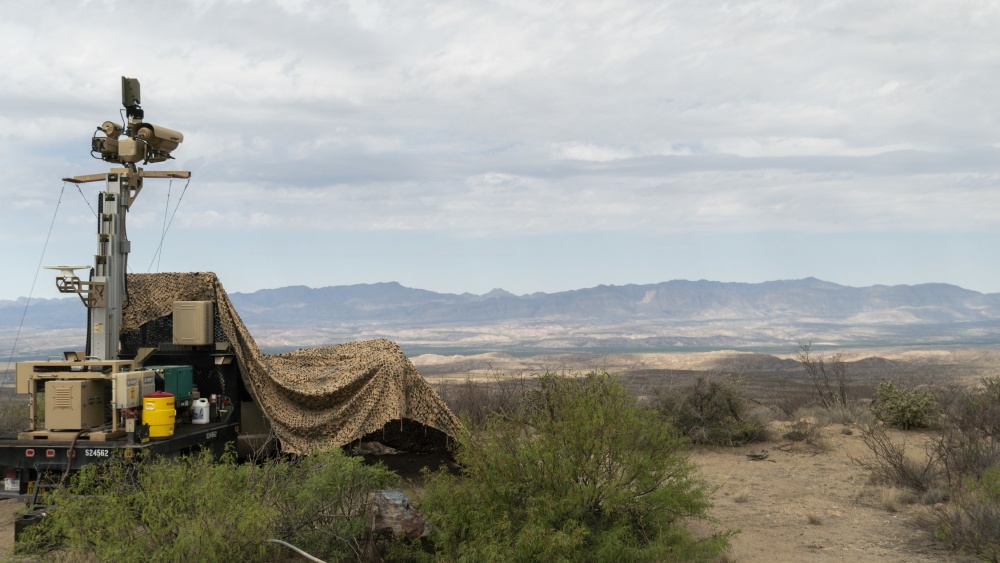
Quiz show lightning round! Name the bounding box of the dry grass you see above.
[920,486,948,505]
[795,402,873,427]
[781,417,828,449]
[434,370,533,427]
[879,486,916,512]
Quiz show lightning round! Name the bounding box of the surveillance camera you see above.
[135,123,184,152]
[134,123,184,162]
[101,121,123,138]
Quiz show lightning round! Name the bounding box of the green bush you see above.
[16,447,398,562]
[414,372,730,562]
[935,465,1000,561]
[870,381,939,430]
[0,394,28,436]
[17,449,276,561]
[270,446,398,560]
[656,376,766,446]
[947,376,1000,439]
[854,380,1000,561]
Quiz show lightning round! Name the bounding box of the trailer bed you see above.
[1,421,239,500]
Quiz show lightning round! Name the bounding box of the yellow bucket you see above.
[143,392,175,438]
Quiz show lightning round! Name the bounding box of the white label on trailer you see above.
[3,478,18,492]
[205,431,218,440]
[85,449,111,457]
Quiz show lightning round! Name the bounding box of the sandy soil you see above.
[690,423,972,562]
[0,498,20,557]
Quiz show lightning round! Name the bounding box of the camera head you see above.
[92,77,183,165]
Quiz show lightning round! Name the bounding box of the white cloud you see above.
[553,143,635,162]
[2,0,1000,297]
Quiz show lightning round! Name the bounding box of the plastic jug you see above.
[192,398,210,425]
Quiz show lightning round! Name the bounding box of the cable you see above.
[121,191,131,310]
[123,245,131,310]
[85,276,92,357]
[146,177,191,272]
[76,183,98,218]
[157,179,172,272]
[60,429,90,485]
[266,539,327,563]
[3,183,66,379]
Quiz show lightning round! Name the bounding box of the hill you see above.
[3,278,999,358]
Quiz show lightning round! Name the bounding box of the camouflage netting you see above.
[122,272,459,455]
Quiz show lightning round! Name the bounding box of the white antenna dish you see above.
[44,265,91,278]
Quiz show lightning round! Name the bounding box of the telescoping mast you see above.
[15,77,190,440]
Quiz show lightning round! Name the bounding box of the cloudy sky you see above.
[1,0,998,301]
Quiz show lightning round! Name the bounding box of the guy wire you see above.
[3,182,67,378]
[146,177,191,272]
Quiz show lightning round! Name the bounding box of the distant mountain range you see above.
[3,278,1000,357]
[227,278,1000,326]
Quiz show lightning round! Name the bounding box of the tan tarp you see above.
[122,272,459,455]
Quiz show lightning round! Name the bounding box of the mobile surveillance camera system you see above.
[13,77,192,441]
[1,78,257,505]
[91,77,184,165]
[55,77,191,360]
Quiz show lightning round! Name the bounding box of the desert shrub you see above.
[436,370,532,428]
[414,372,730,562]
[656,376,766,446]
[797,343,851,409]
[0,393,28,436]
[267,448,399,560]
[928,383,972,423]
[927,380,1000,561]
[825,401,873,425]
[880,486,917,512]
[931,377,1000,493]
[854,381,1000,561]
[767,388,815,419]
[946,376,1000,439]
[853,425,940,492]
[17,449,278,561]
[934,426,1000,491]
[869,381,939,430]
[16,447,398,562]
[795,401,872,426]
[934,465,1000,561]
[782,418,826,447]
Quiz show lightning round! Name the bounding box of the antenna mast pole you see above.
[53,77,189,361]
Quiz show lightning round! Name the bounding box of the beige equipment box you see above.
[173,301,214,345]
[113,370,157,408]
[17,358,138,438]
[45,379,106,431]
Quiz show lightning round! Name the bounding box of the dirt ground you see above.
[0,498,19,557]
[690,422,972,562]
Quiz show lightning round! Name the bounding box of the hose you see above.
[60,429,90,485]
[266,539,327,563]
